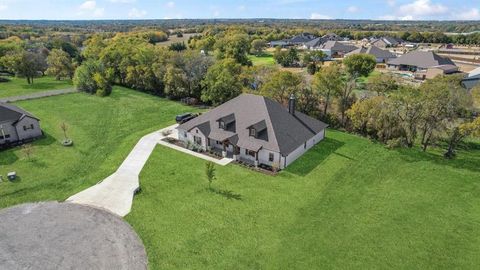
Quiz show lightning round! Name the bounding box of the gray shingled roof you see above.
[304,37,327,48]
[0,102,39,123]
[177,94,328,156]
[388,51,455,69]
[319,41,358,53]
[346,46,397,59]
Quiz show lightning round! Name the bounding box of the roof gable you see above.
[388,51,455,69]
[0,102,39,123]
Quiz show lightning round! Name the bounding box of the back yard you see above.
[0,76,73,98]
[126,130,480,269]
[0,87,193,208]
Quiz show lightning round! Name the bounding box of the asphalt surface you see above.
[0,88,77,103]
[0,202,147,270]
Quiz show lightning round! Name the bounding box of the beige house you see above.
[177,94,328,169]
[0,102,42,147]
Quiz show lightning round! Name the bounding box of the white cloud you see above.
[387,0,396,7]
[455,8,480,20]
[128,8,146,18]
[78,1,104,18]
[109,0,136,3]
[0,4,7,11]
[398,0,447,18]
[80,0,96,10]
[166,1,175,8]
[347,6,358,13]
[310,13,331,20]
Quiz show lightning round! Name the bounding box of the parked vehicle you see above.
[176,113,198,124]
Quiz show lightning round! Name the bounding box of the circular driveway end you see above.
[0,202,147,270]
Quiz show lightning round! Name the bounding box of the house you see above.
[302,37,327,50]
[387,51,457,79]
[371,37,403,48]
[422,65,460,80]
[270,33,317,48]
[317,41,358,59]
[345,46,397,63]
[322,33,343,41]
[462,67,480,89]
[176,94,328,169]
[0,102,42,147]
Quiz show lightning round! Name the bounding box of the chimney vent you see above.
[288,94,296,115]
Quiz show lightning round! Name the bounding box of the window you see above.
[194,136,202,145]
[184,132,187,138]
[249,128,256,137]
[304,142,307,149]
[246,150,256,157]
[0,134,10,140]
[269,153,274,162]
[30,124,34,129]
[219,121,225,129]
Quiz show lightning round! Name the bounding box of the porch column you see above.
[222,141,227,158]
[254,151,259,167]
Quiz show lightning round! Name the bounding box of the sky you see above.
[0,0,479,21]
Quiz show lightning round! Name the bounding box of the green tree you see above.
[74,59,112,96]
[343,54,376,78]
[1,51,45,84]
[250,39,266,55]
[389,86,423,148]
[201,58,243,105]
[312,63,343,116]
[205,161,216,189]
[367,73,399,95]
[164,65,188,98]
[445,117,480,159]
[215,32,251,65]
[46,49,75,80]
[260,70,302,105]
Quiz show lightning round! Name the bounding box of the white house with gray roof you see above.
[345,46,397,63]
[176,94,328,169]
[462,67,480,90]
[0,102,42,146]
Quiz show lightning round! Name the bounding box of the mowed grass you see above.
[0,76,73,98]
[0,87,194,208]
[248,53,276,66]
[126,130,480,269]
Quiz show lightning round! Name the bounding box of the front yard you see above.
[0,87,194,208]
[126,130,480,269]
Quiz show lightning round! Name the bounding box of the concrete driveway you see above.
[0,202,147,270]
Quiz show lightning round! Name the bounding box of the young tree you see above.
[444,117,480,159]
[260,70,302,105]
[60,122,69,140]
[46,49,75,80]
[312,63,343,117]
[251,39,267,55]
[205,161,216,189]
[343,54,376,78]
[338,75,357,126]
[201,58,243,105]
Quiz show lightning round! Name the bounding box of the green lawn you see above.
[0,87,194,208]
[126,130,480,269]
[0,76,73,98]
[248,53,276,66]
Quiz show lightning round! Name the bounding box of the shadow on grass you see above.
[396,143,480,173]
[285,137,345,177]
[0,150,19,165]
[208,187,242,201]
[34,133,57,146]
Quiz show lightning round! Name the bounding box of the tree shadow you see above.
[208,187,242,201]
[395,144,480,173]
[285,137,345,177]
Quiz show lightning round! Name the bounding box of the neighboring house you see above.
[322,33,343,41]
[387,51,457,79]
[422,65,461,80]
[345,45,397,63]
[270,33,317,48]
[177,94,328,169]
[317,41,358,59]
[371,37,403,48]
[462,67,480,89]
[302,37,327,50]
[0,102,42,147]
